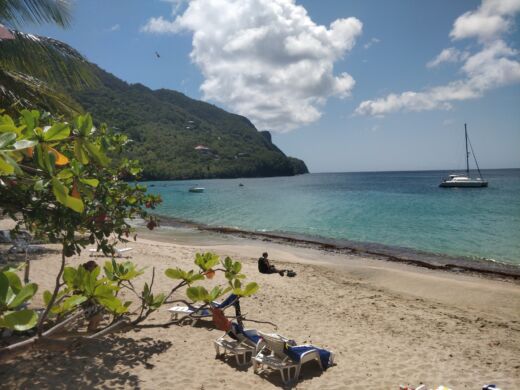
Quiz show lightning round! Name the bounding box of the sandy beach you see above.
[1,222,519,389]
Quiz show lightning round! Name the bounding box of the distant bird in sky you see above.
[155,51,160,58]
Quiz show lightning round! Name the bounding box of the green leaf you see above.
[195,252,220,271]
[3,271,22,294]
[76,113,93,137]
[209,286,223,302]
[0,132,17,149]
[74,139,89,164]
[152,293,165,308]
[79,178,99,187]
[63,267,77,288]
[0,309,38,331]
[56,169,73,180]
[0,155,15,174]
[43,123,70,141]
[8,283,38,309]
[43,290,52,306]
[0,273,8,303]
[0,123,22,135]
[84,141,109,166]
[0,116,19,134]
[64,195,84,213]
[21,110,35,133]
[96,295,127,314]
[165,268,184,280]
[51,177,68,205]
[93,284,118,300]
[186,286,209,302]
[61,295,87,311]
[51,178,84,213]
[243,282,259,296]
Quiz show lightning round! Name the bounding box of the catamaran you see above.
[439,124,488,188]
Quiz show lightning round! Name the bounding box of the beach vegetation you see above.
[167,253,259,305]
[0,109,160,348]
[0,109,258,354]
[0,265,38,331]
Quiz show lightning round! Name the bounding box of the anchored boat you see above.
[440,124,488,188]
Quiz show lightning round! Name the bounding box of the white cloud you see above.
[451,0,520,42]
[426,47,469,68]
[142,0,362,132]
[356,0,520,116]
[364,37,380,49]
[109,24,120,32]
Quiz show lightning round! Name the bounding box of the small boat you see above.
[440,124,488,188]
[189,187,205,193]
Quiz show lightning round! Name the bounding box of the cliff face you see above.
[71,66,309,180]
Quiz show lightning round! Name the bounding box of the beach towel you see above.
[284,344,333,370]
[212,308,232,332]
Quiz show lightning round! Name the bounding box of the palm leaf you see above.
[0,0,70,28]
[0,69,83,116]
[0,29,97,117]
[0,29,96,88]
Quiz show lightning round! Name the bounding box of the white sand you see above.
[1,223,519,389]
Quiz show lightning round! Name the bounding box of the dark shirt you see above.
[258,257,270,273]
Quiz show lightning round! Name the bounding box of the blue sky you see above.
[24,0,520,172]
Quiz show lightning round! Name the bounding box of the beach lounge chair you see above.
[214,321,263,365]
[167,294,239,325]
[253,331,334,385]
[88,247,133,257]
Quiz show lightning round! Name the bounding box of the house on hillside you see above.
[194,145,211,153]
[234,152,250,159]
[194,145,218,159]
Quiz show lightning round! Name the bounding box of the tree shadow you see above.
[0,336,172,389]
[0,245,60,265]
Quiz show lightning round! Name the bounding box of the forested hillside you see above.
[70,66,308,180]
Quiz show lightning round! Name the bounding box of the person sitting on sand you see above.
[258,252,286,276]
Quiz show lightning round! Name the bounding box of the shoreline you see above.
[144,214,520,280]
[1,217,520,387]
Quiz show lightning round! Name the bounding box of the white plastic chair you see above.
[214,323,263,366]
[253,332,334,385]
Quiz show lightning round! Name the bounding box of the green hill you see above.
[69,65,308,180]
[1,35,308,180]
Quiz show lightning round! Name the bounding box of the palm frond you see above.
[0,29,97,88]
[0,69,83,117]
[0,0,70,28]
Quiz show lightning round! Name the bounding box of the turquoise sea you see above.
[146,169,520,266]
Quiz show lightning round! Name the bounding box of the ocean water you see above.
[146,169,520,265]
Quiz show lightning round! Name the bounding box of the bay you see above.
[146,169,520,265]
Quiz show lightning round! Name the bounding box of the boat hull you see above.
[439,181,488,188]
[189,187,205,193]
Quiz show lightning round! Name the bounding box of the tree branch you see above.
[36,248,67,336]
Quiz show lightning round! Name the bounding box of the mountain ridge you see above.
[68,64,309,180]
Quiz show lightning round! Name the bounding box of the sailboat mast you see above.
[465,123,469,176]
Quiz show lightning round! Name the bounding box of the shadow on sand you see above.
[252,360,325,389]
[0,336,172,389]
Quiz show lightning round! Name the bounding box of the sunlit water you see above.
[145,169,520,265]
